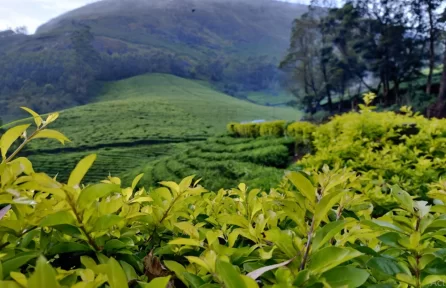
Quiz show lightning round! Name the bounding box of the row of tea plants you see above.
[2,105,446,287]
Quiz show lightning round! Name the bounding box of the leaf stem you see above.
[64,189,100,251]
[300,216,315,271]
[4,123,49,163]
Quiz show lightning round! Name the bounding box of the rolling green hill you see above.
[0,0,309,119]
[24,73,302,182]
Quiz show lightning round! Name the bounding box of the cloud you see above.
[0,0,96,33]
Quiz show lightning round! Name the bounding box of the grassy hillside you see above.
[0,0,309,119]
[24,74,302,182]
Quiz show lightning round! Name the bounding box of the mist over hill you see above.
[0,0,308,119]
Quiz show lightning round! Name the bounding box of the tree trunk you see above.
[426,7,435,95]
[438,46,446,102]
[429,45,446,118]
[321,62,332,113]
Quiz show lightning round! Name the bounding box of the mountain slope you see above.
[23,73,302,182]
[0,0,307,119]
[37,0,305,58]
[25,73,302,152]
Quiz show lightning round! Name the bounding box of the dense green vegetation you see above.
[122,136,296,191]
[5,105,446,287]
[281,0,446,118]
[0,0,308,119]
[18,74,301,185]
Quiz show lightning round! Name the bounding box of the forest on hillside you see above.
[280,0,446,121]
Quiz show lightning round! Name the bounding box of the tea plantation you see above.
[18,73,302,184]
[4,100,446,287]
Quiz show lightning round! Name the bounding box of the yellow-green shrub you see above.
[286,121,317,141]
[234,122,260,137]
[3,106,446,288]
[259,120,286,137]
[226,122,238,136]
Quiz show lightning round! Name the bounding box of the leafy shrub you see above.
[4,107,446,287]
[286,121,316,142]
[296,94,446,210]
[233,123,261,138]
[226,122,238,136]
[259,120,286,137]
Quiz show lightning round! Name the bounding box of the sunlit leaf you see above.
[33,129,69,145]
[20,107,42,127]
[68,154,97,188]
[216,259,247,288]
[0,124,30,159]
[107,257,128,288]
[28,256,59,288]
[77,183,120,210]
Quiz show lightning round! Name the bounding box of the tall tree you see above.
[413,0,444,95]
[428,8,446,118]
[280,14,328,113]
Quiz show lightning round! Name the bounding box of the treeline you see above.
[0,25,282,119]
[280,0,446,117]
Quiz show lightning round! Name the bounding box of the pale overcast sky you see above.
[0,0,310,34]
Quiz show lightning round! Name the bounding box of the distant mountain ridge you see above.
[0,0,308,119]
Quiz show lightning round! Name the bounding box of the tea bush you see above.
[4,107,446,288]
[295,99,446,211]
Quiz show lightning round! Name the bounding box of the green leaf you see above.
[40,211,76,227]
[286,171,315,203]
[21,107,43,127]
[0,261,2,281]
[321,266,369,287]
[308,247,362,274]
[168,238,201,246]
[52,224,82,236]
[378,232,403,248]
[104,239,128,252]
[107,257,129,288]
[240,275,259,288]
[179,175,195,191]
[28,256,59,288]
[77,183,120,210]
[68,154,97,188]
[47,242,92,255]
[391,185,413,213]
[293,270,310,286]
[367,257,407,276]
[10,272,28,287]
[183,272,205,288]
[314,191,346,228]
[0,280,22,288]
[93,215,123,231]
[2,252,39,279]
[0,124,30,159]
[19,229,40,248]
[216,259,247,288]
[10,157,34,175]
[131,173,144,190]
[163,261,187,284]
[33,129,69,145]
[120,261,138,282]
[313,219,354,251]
[422,275,446,286]
[139,276,171,288]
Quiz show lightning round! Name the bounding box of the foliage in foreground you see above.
[230,93,446,213]
[4,108,446,287]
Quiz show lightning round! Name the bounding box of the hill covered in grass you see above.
[24,73,302,182]
[0,0,308,119]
